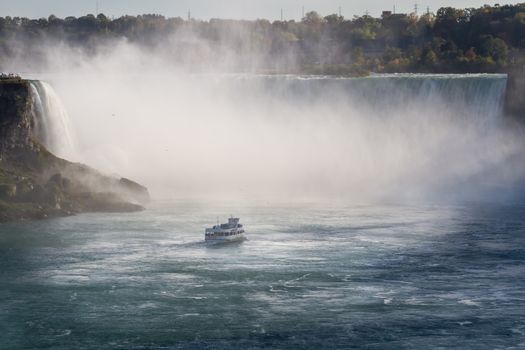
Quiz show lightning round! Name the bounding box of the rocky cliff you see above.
[0,78,149,221]
[505,71,525,118]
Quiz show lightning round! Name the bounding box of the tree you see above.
[422,47,438,65]
[351,47,365,65]
[464,47,477,61]
[383,47,403,62]
[479,35,508,64]
[324,14,343,25]
[303,11,323,26]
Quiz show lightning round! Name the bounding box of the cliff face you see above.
[505,71,525,118]
[0,78,149,222]
[0,80,36,155]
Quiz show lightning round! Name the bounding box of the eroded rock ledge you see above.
[0,78,149,222]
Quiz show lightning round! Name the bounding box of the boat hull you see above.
[205,233,246,244]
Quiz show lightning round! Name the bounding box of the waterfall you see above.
[231,73,508,125]
[36,72,516,201]
[29,81,76,159]
[168,73,513,199]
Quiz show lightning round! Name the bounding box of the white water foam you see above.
[29,81,76,160]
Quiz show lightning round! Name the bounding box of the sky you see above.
[0,0,504,20]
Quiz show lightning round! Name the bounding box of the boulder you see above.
[119,177,150,203]
[0,183,16,199]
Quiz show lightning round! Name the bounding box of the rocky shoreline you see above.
[0,78,149,222]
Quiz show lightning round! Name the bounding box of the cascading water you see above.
[29,80,76,160]
[230,73,508,125]
[45,71,522,202]
[190,73,514,200]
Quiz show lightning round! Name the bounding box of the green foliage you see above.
[383,47,403,62]
[0,3,524,73]
[479,35,509,64]
[422,48,438,65]
[303,11,324,25]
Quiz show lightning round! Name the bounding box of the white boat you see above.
[205,217,246,243]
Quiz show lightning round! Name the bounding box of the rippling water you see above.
[1,200,525,349]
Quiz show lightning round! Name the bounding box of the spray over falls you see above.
[61,71,520,201]
[238,74,515,200]
[20,72,523,202]
[246,74,508,123]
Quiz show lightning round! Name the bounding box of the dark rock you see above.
[0,79,150,222]
[70,192,144,212]
[0,183,16,199]
[48,173,72,192]
[505,70,525,118]
[119,177,150,203]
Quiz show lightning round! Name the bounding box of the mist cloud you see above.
[4,31,524,203]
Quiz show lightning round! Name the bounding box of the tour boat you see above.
[205,217,245,243]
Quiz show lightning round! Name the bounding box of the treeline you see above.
[1,3,525,74]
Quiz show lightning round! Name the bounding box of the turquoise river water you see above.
[1,200,525,349]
